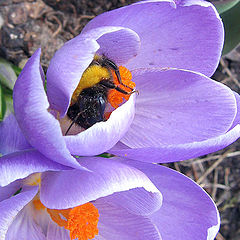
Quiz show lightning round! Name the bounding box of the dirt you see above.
[0,1,240,239]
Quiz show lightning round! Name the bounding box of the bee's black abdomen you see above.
[67,85,107,129]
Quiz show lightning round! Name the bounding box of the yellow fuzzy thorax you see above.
[71,64,110,103]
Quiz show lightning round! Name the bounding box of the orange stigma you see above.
[108,66,135,109]
[47,203,99,240]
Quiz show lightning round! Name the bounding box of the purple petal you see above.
[64,93,136,156]
[13,48,80,169]
[0,114,30,155]
[0,180,22,202]
[230,92,240,129]
[0,185,38,239]
[97,187,162,216]
[94,200,161,240]
[47,221,69,240]
[40,156,161,209]
[83,0,223,76]
[121,69,236,148]
[6,201,46,240]
[47,26,140,116]
[110,124,240,163]
[0,149,70,187]
[124,159,220,240]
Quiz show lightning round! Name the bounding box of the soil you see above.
[0,1,240,239]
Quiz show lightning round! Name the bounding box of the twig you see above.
[216,232,225,240]
[200,183,230,190]
[197,150,230,184]
[190,151,240,164]
[220,58,240,88]
[212,168,219,200]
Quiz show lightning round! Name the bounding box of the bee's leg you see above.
[65,109,86,135]
[100,80,136,95]
[103,59,121,81]
[103,58,134,91]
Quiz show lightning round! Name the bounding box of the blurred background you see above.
[0,0,239,239]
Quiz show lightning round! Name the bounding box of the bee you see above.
[65,55,134,135]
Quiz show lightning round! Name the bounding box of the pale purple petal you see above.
[40,156,161,209]
[0,114,30,155]
[13,48,80,169]
[0,185,38,239]
[47,221,69,240]
[94,200,161,240]
[0,149,70,187]
[6,204,46,240]
[0,180,21,202]
[124,159,220,240]
[230,92,240,129]
[64,93,135,156]
[83,0,223,76]
[121,69,236,148]
[110,124,240,163]
[101,187,162,216]
[47,26,140,116]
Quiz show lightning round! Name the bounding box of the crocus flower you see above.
[1,153,220,240]
[2,0,237,170]
[0,112,219,240]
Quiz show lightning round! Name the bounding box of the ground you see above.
[0,1,240,239]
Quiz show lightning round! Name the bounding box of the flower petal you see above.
[0,185,38,240]
[124,159,220,240]
[6,203,46,240]
[13,48,81,169]
[121,69,236,148]
[64,93,136,156]
[110,124,240,163]
[47,26,140,116]
[230,92,240,129]
[47,221,69,240]
[40,156,161,209]
[0,149,70,187]
[0,180,21,202]
[83,0,223,76]
[100,187,162,216]
[0,114,30,155]
[94,200,161,240]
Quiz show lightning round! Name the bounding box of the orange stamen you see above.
[47,208,71,228]
[47,203,99,240]
[108,66,135,109]
[33,199,46,211]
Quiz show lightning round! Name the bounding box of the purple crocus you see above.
[1,153,220,240]
[0,0,237,169]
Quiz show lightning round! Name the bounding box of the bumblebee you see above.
[65,55,134,135]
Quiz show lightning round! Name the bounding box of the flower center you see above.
[47,203,99,240]
[64,55,135,134]
[24,173,42,186]
[108,66,135,109]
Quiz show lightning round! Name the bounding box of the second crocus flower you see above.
[1,156,220,240]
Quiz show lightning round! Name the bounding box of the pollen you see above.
[33,198,46,210]
[47,203,99,240]
[108,66,135,109]
[71,65,110,104]
[25,173,42,186]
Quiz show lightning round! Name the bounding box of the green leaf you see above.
[213,0,240,14]
[221,1,240,55]
[4,93,14,115]
[11,64,22,77]
[0,58,17,90]
[0,84,7,121]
